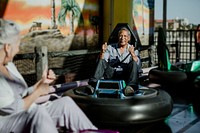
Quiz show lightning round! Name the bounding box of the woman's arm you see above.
[23,67,56,110]
[23,79,49,110]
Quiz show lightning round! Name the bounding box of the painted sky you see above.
[3,0,99,34]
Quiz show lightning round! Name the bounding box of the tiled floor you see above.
[166,102,200,133]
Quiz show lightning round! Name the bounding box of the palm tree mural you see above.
[58,0,83,34]
[51,0,57,29]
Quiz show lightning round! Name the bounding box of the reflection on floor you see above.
[166,100,200,133]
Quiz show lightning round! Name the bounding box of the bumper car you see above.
[64,79,173,126]
[149,27,200,91]
[148,28,200,100]
[149,61,200,89]
[63,24,173,126]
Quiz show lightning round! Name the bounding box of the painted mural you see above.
[132,0,154,46]
[2,0,100,53]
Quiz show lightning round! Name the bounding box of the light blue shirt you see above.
[104,43,140,66]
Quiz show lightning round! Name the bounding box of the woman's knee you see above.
[30,106,49,118]
[27,106,57,132]
[57,96,76,106]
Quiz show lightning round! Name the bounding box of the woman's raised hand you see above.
[34,66,56,96]
[43,66,56,84]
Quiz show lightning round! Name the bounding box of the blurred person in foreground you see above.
[195,24,200,60]
[89,27,141,95]
[0,19,97,133]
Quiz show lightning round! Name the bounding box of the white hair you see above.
[0,19,20,49]
[118,27,131,37]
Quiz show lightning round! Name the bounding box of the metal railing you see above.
[154,29,197,65]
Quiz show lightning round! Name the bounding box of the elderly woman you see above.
[0,19,97,133]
